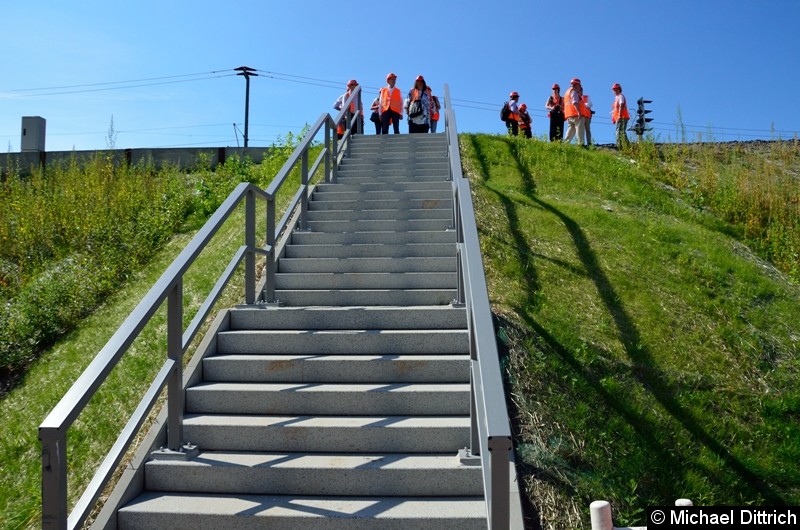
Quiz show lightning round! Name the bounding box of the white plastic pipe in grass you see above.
[590,498,693,530]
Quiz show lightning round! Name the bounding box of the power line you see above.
[0,72,236,99]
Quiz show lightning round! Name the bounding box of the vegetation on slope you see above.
[0,134,302,383]
[461,135,800,529]
[0,134,306,529]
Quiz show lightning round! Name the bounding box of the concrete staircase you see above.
[117,134,488,529]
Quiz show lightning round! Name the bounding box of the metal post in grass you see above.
[300,149,309,230]
[39,428,67,529]
[245,188,256,304]
[265,196,276,303]
[325,119,332,183]
[166,280,184,451]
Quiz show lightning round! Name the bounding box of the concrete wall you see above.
[0,146,273,177]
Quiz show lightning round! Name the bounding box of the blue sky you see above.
[1,1,799,151]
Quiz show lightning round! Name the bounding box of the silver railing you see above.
[38,87,363,530]
[443,84,515,529]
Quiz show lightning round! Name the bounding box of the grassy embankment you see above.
[461,134,799,529]
[0,134,307,530]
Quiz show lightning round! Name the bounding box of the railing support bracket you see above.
[458,448,481,466]
[150,444,199,462]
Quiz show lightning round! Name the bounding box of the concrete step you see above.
[228,306,466,330]
[312,189,451,202]
[278,256,456,273]
[307,209,451,222]
[185,382,470,415]
[144,452,482,497]
[202,354,470,383]
[284,243,456,259]
[275,288,457,306]
[335,168,447,178]
[182,414,470,452]
[118,492,487,530]
[346,152,448,162]
[308,198,452,211]
[216,329,468,355]
[304,219,452,233]
[275,272,456,290]
[289,230,455,245]
[335,175,448,184]
[314,181,451,193]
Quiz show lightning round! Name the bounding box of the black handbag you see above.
[408,91,424,118]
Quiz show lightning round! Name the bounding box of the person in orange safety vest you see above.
[563,78,585,146]
[579,87,594,146]
[333,79,362,139]
[517,103,532,138]
[611,83,630,149]
[429,89,441,133]
[379,73,403,134]
[506,91,520,136]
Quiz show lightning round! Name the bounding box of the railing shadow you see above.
[470,133,785,510]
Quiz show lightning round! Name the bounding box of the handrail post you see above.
[325,119,332,183]
[166,279,184,451]
[244,188,256,304]
[40,428,67,530]
[489,437,512,530]
[300,149,309,230]
[331,122,339,183]
[265,196,276,303]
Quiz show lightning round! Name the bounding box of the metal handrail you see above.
[443,84,515,529]
[38,86,361,530]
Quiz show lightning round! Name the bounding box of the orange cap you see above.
[570,77,581,85]
[347,79,358,86]
[386,72,397,80]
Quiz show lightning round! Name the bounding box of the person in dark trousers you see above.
[379,73,403,134]
[404,75,433,134]
[369,97,381,134]
[545,83,564,141]
[506,91,520,136]
[517,103,532,138]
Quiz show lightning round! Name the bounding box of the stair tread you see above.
[189,382,469,392]
[119,492,487,524]
[148,451,472,470]
[184,414,469,427]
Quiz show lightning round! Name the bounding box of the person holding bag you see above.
[404,75,433,134]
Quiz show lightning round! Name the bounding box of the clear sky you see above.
[2,1,799,151]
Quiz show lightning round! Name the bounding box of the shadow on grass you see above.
[470,134,786,508]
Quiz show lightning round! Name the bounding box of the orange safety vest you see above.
[518,111,531,129]
[430,94,440,121]
[611,94,630,123]
[380,86,403,115]
[580,95,592,119]
[508,100,519,122]
[564,88,581,119]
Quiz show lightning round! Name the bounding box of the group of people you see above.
[333,73,441,137]
[504,79,631,149]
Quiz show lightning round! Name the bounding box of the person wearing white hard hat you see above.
[563,77,585,146]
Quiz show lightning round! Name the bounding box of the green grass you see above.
[461,134,800,529]
[0,133,312,530]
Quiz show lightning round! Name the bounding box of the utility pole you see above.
[234,66,258,148]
